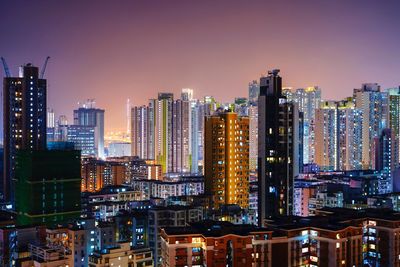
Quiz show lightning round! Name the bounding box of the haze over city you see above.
[2,0,400,131]
[4,1,400,266]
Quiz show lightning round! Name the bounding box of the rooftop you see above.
[163,220,268,237]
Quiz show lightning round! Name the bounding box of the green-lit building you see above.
[15,149,81,226]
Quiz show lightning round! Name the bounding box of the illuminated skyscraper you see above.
[386,87,400,165]
[354,83,388,169]
[155,93,173,172]
[3,63,47,202]
[249,105,258,172]
[375,128,398,193]
[297,87,321,164]
[147,99,156,161]
[337,99,363,170]
[315,101,339,171]
[283,87,321,164]
[131,92,196,173]
[315,99,363,171]
[190,100,201,174]
[258,69,300,224]
[171,99,191,173]
[131,105,149,159]
[204,110,249,209]
[73,101,105,158]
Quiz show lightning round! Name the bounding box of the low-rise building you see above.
[162,208,400,267]
[131,176,204,199]
[28,244,70,267]
[160,221,270,267]
[88,243,153,267]
[149,206,203,265]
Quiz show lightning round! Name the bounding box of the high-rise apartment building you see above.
[73,101,105,158]
[248,105,258,172]
[154,93,174,172]
[337,99,363,170]
[171,99,191,173]
[190,100,203,174]
[131,92,198,174]
[354,83,388,169]
[3,63,47,202]
[315,99,364,171]
[131,105,149,159]
[296,87,321,164]
[258,69,300,224]
[204,110,249,209]
[283,87,321,164]
[375,128,398,193]
[315,101,339,171]
[387,87,400,165]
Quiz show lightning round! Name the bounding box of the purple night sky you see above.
[1,0,400,131]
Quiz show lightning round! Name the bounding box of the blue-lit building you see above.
[354,83,389,169]
[67,125,96,157]
[375,128,398,194]
[73,103,105,158]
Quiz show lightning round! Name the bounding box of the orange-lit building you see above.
[204,110,249,209]
[81,158,105,192]
[81,158,129,192]
[131,159,163,180]
[81,157,162,192]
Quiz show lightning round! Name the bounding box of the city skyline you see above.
[2,0,400,131]
[4,2,400,266]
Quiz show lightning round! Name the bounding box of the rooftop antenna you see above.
[1,57,11,77]
[40,56,50,79]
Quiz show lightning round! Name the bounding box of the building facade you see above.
[258,69,300,224]
[73,103,105,158]
[353,83,388,169]
[204,111,249,209]
[15,150,81,226]
[3,64,47,202]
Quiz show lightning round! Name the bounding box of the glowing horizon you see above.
[2,0,400,131]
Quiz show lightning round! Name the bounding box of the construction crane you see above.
[40,56,50,79]
[1,57,11,77]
